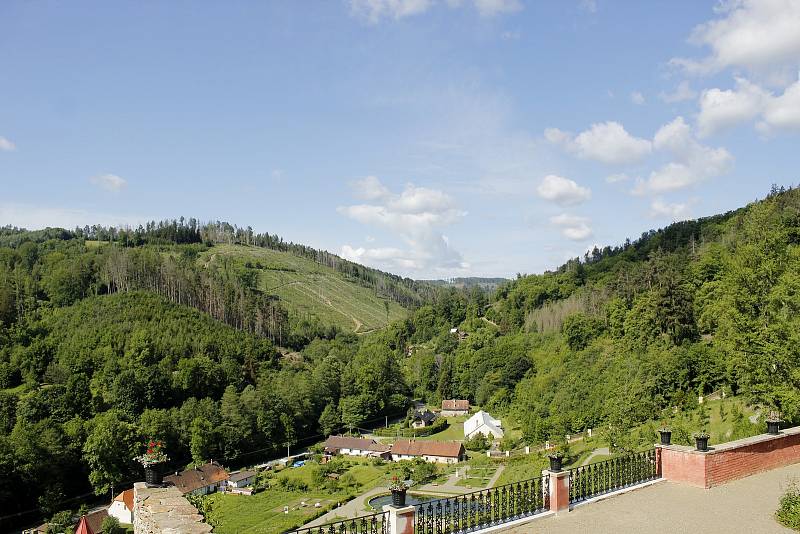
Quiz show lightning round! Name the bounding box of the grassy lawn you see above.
[198,244,407,333]
[206,458,392,534]
[417,417,466,441]
[207,487,348,534]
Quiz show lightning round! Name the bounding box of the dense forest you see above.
[1,186,799,530]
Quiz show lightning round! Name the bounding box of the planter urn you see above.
[548,456,563,472]
[768,421,781,435]
[144,465,163,486]
[695,437,709,452]
[659,431,672,446]
[391,488,407,507]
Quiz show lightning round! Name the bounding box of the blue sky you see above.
[1,1,799,278]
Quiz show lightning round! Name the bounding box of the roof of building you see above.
[75,516,93,534]
[83,510,108,534]
[228,470,257,483]
[391,439,464,458]
[324,435,389,453]
[412,410,438,423]
[113,489,134,512]
[465,410,503,437]
[442,399,470,411]
[164,461,230,494]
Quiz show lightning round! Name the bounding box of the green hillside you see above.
[200,244,407,333]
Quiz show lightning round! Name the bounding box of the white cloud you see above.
[642,117,733,193]
[650,198,692,220]
[670,0,800,82]
[536,174,591,206]
[546,121,652,165]
[0,203,147,230]
[697,77,769,136]
[0,136,16,151]
[89,173,127,192]
[579,0,597,14]
[760,78,800,132]
[473,0,522,17]
[605,173,630,183]
[630,91,645,105]
[352,175,391,200]
[697,76,800,135]
[550,213,593,241]
[349,0,521,22]
[338,177,468,274]
[659,81,697,103]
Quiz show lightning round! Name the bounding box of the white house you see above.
[108,489,134,524]
[441,399,470,417]
[164,461,230,496]
[227,470,257,488]
[464,410,504,439]
[390,439,466,464]
[323,435,390,458]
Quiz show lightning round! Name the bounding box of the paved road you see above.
[504,462,800,533]
[580,447,610,466]
[418,465,507,494]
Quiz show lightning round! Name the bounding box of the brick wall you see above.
[658,426,800,488]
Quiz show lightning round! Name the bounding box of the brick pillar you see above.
[655,446,663,477]
[384,504,416,534]
[545,469,570,513]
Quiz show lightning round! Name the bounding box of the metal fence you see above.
[289,511,389,534]
[567,448,658,504]
[414,475,549,534]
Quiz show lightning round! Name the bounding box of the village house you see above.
[164,461,230,496]
[390,439,466,464]
[464,410,504,439]
[441,399,470,417]
[107,489,134,525]
[410,409,437,429]
[323,435,391,458]
[227,470,257,488]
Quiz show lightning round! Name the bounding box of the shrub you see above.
[464,433,490,452]
[777,480,800,531]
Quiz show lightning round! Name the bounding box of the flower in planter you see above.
[546,449,565,460]
[135,439,169,467]
[389,475,408,492]
[767,410,783,423]
[692,430,710,440]
[657,422,671,433]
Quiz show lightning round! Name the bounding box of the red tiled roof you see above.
[391,439,464,458]
[114,489,134,512]
[164,462,229,494]
[324,435,389,453]
[75,516,94,534]
[441,399,470,411]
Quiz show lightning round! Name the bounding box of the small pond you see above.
[368,493,440,509]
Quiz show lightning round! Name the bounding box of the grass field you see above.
[198,244,407,333]
[417,417,467,441]
[207,458,391,534]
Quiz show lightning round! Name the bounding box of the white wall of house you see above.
[340,447,371,456]
[228,476,255,488]
[107,501,132,525]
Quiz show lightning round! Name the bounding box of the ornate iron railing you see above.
[567,448,658,503]
[414,474,549,534]
[289,511,389,534]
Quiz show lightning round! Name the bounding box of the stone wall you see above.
[133,482,213,533]
[659,426,800,488]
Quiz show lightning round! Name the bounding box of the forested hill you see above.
[2,188,799,530]
[395,185,800,449]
